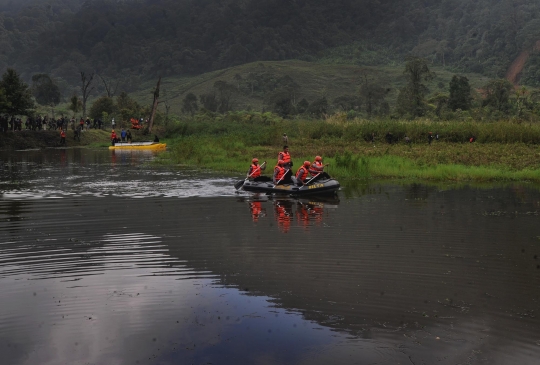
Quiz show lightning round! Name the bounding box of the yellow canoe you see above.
[109,142,166,150]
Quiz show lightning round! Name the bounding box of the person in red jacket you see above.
[273,160,287,185]
[110,129,118,145]
[247,158,266,179]
[309,156,327,176]
[277,146,292,169]
[60,129,66,145]
[295,161,311,185]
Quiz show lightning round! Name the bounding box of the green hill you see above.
[130,60,492,116]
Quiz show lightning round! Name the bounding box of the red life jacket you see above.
[296,166,309,181]
[278,151,291,164]
[310,161,324,176]
[250,164,261,178]
[111,132,117,140]
[60,130,65,137]
[274,165,285,182]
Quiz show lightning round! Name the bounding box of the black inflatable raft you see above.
[238,173,340,196]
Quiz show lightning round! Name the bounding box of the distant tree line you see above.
[179,57,540,122]
[0,68,148,129]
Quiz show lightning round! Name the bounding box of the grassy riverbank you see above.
[159,115,540,182]
[0,129,112,149]
[0,128,162,150]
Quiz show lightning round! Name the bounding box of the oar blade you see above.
[234,179,245,190]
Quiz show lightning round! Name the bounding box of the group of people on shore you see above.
[377,131,476,144]
[110,128,133,144]
[248,144,329,186]
[0,115,109,133]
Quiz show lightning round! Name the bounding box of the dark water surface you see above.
[1,149,539,365]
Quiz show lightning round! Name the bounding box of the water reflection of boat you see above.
[238,195,339,230]
[108,142,166,150]
[240,173,340,196]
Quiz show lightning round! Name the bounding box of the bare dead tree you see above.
[80,72,95,118]
[162,89,171,127]
[98,74,120,98]
[147,76,161,134]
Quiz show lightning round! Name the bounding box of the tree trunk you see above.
[147,77,161,134]
[80,72,94,118]
[442,52,445,68]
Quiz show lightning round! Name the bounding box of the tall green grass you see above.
[159,113,540,182]
[166,112,540,144]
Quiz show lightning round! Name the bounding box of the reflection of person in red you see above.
[274,201,293,233]
[297,204,310,229]
[249,202,265,222]
[310,204,324,224]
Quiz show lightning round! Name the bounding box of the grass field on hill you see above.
[131,60,493,116]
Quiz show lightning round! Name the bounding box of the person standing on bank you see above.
[278,145,292,169]
[385,131,393,144]
[126,129,132,143]
[282,133,288,145]
[428,132,434,145]
[60,129,66,145]
[111,130,118,145]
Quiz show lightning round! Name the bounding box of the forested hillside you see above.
[1,0,540,89]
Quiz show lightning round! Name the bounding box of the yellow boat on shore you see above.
[109,142,167,150]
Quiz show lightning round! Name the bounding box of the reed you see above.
[159,114,540,182]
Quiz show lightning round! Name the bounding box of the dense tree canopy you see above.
[448,76,472,111]
[397,57,434,118]
[88,95,114,119]
[1,0,540,89]
[31,73,61,106]
[0,68,34,116]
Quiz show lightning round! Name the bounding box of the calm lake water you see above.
[0,148,539,365]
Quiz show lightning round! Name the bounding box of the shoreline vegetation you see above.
[157,114,540,183]
[4,114,540,183]
[0,129,153,150]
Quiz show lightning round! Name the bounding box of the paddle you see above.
[235,161,266,190]
[273,169,290,187]
[305,172,321,185]
[306,163,330,184]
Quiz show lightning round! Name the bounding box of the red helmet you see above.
[315,156,322,161]
[252,158,258,163]
[278,160,285,166]
[304,161,311,166]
